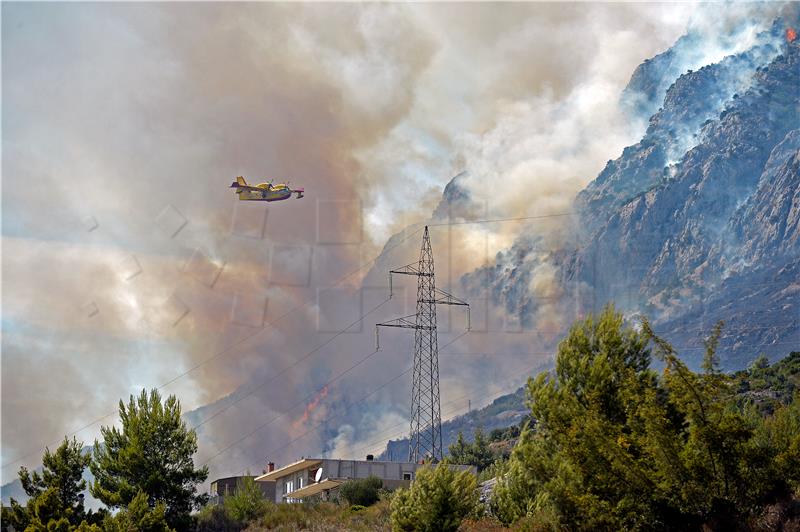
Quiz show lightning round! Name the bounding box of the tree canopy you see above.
[1,437,103,532]
[447,428,494,472]
[391,464,479,532]
[491,306,800,530]
[90,389,208,530]
[101,491,173,532]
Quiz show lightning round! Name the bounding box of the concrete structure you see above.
[209,475,276,505]
[254,457,476,503]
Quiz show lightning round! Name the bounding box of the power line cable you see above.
[192,297,392,432]
[427,212,578,227]
[198,299,398,467]
[8,205,796,469]
[2,225,427,470]
[232,352,541,475]
[230,331,471,475]
[233,332,800,475]
[9,211,580,469]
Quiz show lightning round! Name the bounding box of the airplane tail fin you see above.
[230,176,248,188]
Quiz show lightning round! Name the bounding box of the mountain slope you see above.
[456,14,799,371]
[378,387,528,462]
[569,24,799,368]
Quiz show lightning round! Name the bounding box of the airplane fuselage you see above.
[229,178,304,201]
[237,184,293,201]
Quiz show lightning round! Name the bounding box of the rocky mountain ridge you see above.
[454,13,799,370]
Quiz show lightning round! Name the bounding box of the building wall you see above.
[210,476,275,504]
[276,471,312,503]
[319,459,421,481]
[270,459,475,503]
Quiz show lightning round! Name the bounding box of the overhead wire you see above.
[198,298,403,466]
[330,363,542,463]
[2,224,427,471]
[0,214,532,468]
[8,206,797,471]
[230,332,798,475]
[227,330,472,476]
[187,210,798,470]
[427,212,579,227]
[233,334,534,476]
[192,297,391,432]
[4,209,590,470]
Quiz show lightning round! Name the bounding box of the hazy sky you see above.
[3,1,776,485]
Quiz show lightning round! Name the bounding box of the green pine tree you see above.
[1,437,102,532]
[491,306,800,530]
[447,432,470,465]
[101,491,173,532]
[390,463,478,532]
[90,389,208,530]
[470,428,494,472]
[447,428,495,472]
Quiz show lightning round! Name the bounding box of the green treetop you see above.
[1,437,103,532]
[90,389,208,530]
[492,306,800,530]
[447,428,494,472]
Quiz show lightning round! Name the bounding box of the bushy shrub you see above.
[390,464,479,532]
[223,476,268,523]
[195,504,243,532]
[492,307,800,530]
[194,476,269,531]
[338,476,383,507]
[476,458,506,483]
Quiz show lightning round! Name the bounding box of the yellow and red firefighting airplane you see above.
[229,176,305,201]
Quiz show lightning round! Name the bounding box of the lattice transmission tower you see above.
[376,226,470,462]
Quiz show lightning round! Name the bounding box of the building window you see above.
[403,472,412,481]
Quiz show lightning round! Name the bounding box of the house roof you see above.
[254,458,322,482]
[284,478,343,499]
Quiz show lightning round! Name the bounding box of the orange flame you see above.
[787,28,797,43]
[292,386,329,429]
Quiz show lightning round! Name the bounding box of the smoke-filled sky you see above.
[2,1,780,486]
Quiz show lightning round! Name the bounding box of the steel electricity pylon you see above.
[376,226,470,463]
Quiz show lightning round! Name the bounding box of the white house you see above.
[255,456,476,503]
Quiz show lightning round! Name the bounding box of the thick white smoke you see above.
[5,2,784,490]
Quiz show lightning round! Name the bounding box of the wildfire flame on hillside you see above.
[292,386,329,430]
[787,28,797,42]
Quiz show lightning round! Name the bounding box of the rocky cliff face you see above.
[586,20,786,232]
[458,14,799,370]
[574,21,798,368]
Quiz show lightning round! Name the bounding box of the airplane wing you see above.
[230,181,267,192]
